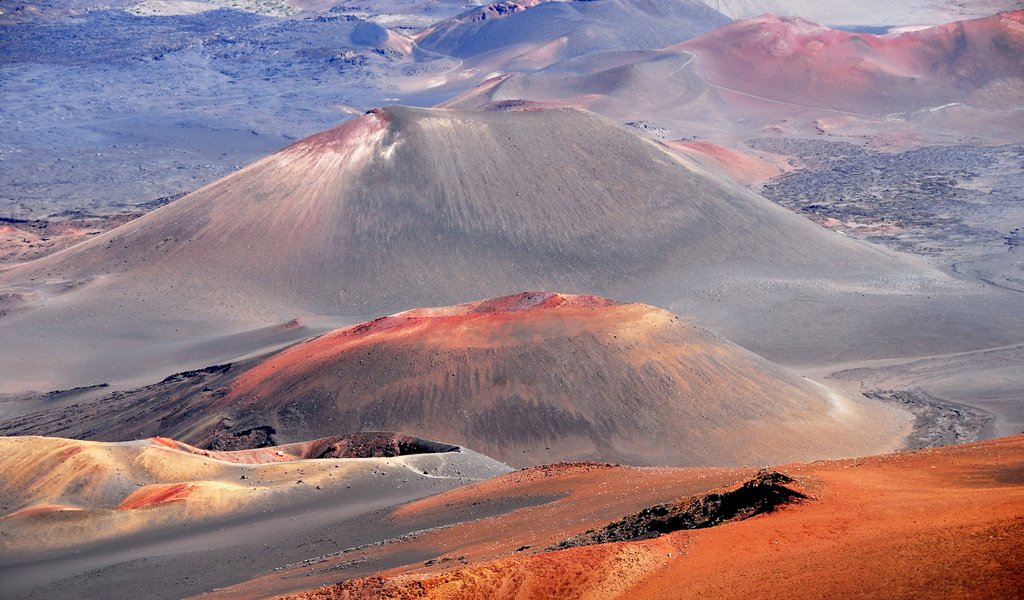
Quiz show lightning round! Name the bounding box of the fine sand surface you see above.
[281,434,1024,600]
[661,139,786,185]
[2,105,1022,397]
[0,434,511,599]
[0,292,912,467]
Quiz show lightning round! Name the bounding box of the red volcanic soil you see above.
[281,107,389,156]
[198,291,906,467]
[399,290,616,315]
[662,139,785,184]
[285,435,1024,600]
[117,482,196,510]
[678,10,1024,114]
[3,503,81,519]
[0,293,907,466]
[206,462,754,598]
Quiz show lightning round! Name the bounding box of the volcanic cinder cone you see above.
[2,104,1022,392]
[2,292,910,467]
[677,10,1024,115]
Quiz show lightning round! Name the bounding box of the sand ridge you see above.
[0,434,510,555]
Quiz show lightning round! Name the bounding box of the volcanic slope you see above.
[0,433,511,598]
[678,10,1024,116]
[286,434,1024,600]
[2,105,1023,393]
[0,293,911,468]
[414,0,728,66]
[451,11,1024,140]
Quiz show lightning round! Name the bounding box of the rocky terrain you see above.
[547,470,806,550]
[754,139,1024,290]
[0,196,182,266]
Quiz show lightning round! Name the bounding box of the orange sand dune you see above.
[287,434,1024,600]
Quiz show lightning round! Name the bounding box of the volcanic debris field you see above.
[754,139,1024,290]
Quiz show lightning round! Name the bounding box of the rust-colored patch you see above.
[118,483,196,510]
[149,436,180,449]
[57,444,84,462]
[0,213,141,265]
[664,140,784,185]
[285,435,1024,600]
[281,109,390,156]
[198,290,900,470]
[223,292,623,404]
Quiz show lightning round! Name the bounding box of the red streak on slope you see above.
[118,483,196,510]
[664,140,782,184]
[219,292,621,410]
[57,445,83,462]
[2,503,80,519]
[150,437,180,449]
